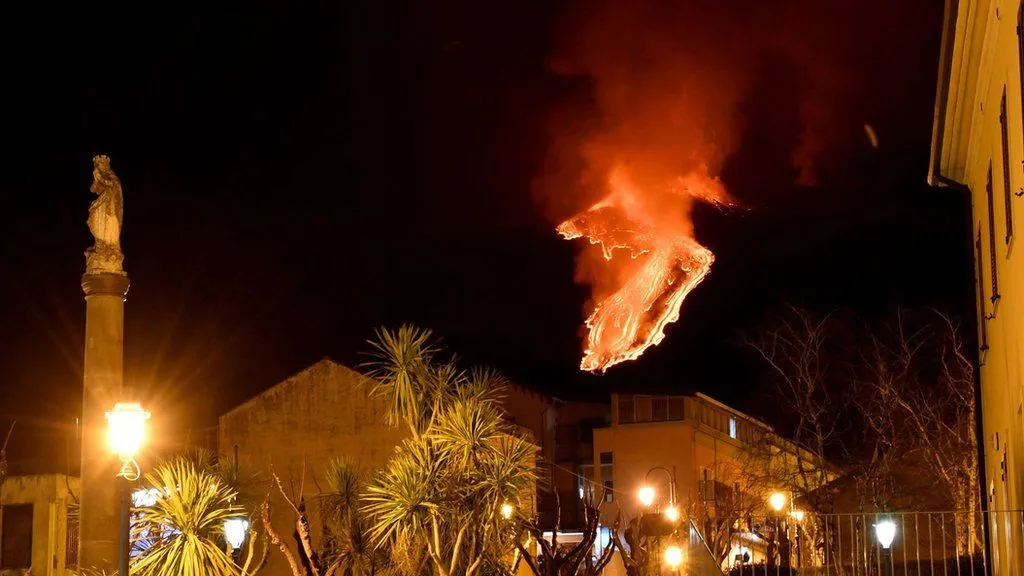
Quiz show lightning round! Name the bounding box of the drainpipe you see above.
[932,173,992,576]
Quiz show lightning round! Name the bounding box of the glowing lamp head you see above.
[664,545,684,569]
[224,517,249,550]
[500,502,514,520]
[664,505,680,522]
[638,485,656,507]
[768,492,787,512]
[790,509,805,522]
[875,518,897,549]
[106,402,150,460]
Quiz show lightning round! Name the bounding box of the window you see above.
[618,396,634,424]
[700,468,715,501]
[604,480,614,502]
[668,397,685,420]
[1,504,33,569]
[599,451,613,465]
[652,397,668,421]
[1000,90,1014,244]
[976,229,990,352]
[986,165,1001,302]
[729,417,738,439]
[635,397,652,422]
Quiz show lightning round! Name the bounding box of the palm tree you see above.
[362,326,537,576]
[320,460,391,576]
[130,454,249,576]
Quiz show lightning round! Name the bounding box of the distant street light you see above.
[106,400,151,576]
[664,544,684,571]
[663,505,680,522]
[500,502,515,520]
[639,466,677,509]
[638,485,656,508]
[766,491,789,569]
[790,509,805,522]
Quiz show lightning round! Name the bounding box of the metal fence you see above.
[65,504,80,570]
[710,510,1023,576]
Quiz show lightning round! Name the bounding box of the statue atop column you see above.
[85,155,125,275]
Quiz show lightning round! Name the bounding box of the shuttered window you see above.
[1000,90,1014,244]
[986,165,1000,302]
[618,396,634,424]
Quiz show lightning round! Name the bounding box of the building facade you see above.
[0,474,80,576]
[592,393,833,572]
[929,2,1023,575]
[550,401,611,529]
[592,393,778,522]
[218,358,555,576]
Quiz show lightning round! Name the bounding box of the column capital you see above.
[82,273,130,298]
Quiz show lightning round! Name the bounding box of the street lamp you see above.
[766,492,789,569]
[663,505,680,523]
[638,485,656,508]
[875,517,896,576]
[106,401,150,576]
[664,544,684,572]
[640,466,677,509]
[107,402,150,479]
[874,518,896,549]
[500,502,515,520]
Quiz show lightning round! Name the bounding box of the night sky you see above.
[2,0,971,472]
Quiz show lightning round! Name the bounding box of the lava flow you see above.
[557,166,728,372]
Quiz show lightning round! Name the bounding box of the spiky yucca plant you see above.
[130,455,242,576]
[321,460,392,576]
[363,326,538,576]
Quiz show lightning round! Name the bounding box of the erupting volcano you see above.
[558,166,729,372]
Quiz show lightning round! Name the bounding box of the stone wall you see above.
[0,474,80,576]
[219,358,406,576]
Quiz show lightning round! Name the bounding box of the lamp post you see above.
[106,401,150,576]
[637,466,679,575]
[790,510,804,569]
[637,466,678,513]
[875,517,896,576]
[767,491,788,569]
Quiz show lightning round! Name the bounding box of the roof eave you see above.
[928,0,961,187]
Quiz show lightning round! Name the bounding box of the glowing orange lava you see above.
[557,166,727,372]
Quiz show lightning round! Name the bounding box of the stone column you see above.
[79,272,129,572]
